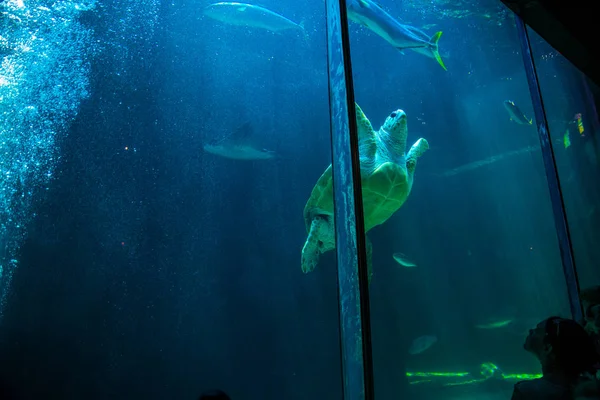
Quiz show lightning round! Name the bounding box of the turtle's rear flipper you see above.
[301,218,325,273]
[302,218,373,282]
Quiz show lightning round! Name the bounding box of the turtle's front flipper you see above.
[355,103,377,161]
[301,217,325,273]
[406,138,430,174]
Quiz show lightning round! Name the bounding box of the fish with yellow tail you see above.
[347,0,447,70]
[503,100,533,125]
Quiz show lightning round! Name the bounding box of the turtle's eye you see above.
[390,112,397,118]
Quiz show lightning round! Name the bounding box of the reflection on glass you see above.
[1,0,596,397]
[198,3,344,399]
[1,0,348,398]
[345,1,572,399]
[527,27,600,293]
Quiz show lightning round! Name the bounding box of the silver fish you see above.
[203,121,276,161]
[392,252,417,267]
[503,100,533,125]
[347,0,446,70]
[475,318,514,329]
[409,335,438,354]
[203,2,304,33]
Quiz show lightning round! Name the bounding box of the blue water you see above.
[0,0,598,399]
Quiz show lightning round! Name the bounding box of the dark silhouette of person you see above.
[199,389,231,400]
[581,286,600,336]
[574,379,600,400]
[0,377,16,400]
[511,316,599,400]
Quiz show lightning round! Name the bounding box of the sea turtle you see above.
[301,103,429,280]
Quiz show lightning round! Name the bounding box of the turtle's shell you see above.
[303,160,411,233]
[303,104,415,233]
[361,160,410,231]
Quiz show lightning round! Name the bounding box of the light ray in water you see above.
[437,146,538,177]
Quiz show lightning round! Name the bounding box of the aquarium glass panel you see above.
[343,1,573,399]
[0,1,345,399]
[526,27,600,294]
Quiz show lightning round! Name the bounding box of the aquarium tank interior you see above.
[0,0,598,398]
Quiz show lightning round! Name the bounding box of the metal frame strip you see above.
[324,0,375,398]
[514,14,583,321]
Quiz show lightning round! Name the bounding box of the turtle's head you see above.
[380,109,408,159]
[382,109,407,136]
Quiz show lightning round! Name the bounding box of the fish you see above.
[401,25,448,64]
[480,362,504,379]
[475,318,513,329]
[563,130,571,149]
[203,122,276,161]
[346,0,446,70]
[392,252,417,267]
[503,100,533,125]
[203,144,276,160]
[203,2,304,33]
[571,112,584,136]
[409,335,437,354]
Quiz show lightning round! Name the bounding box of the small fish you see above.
[392,252,417,267]
[503,100,533,125]
[571,113,584,136]
[475,318,513,329]
[481,362,504,379]
[409,335,437,355]
[563,130,571,149]
[203,2,304,33]
[203,122,276,161]
[346,0,446,70]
